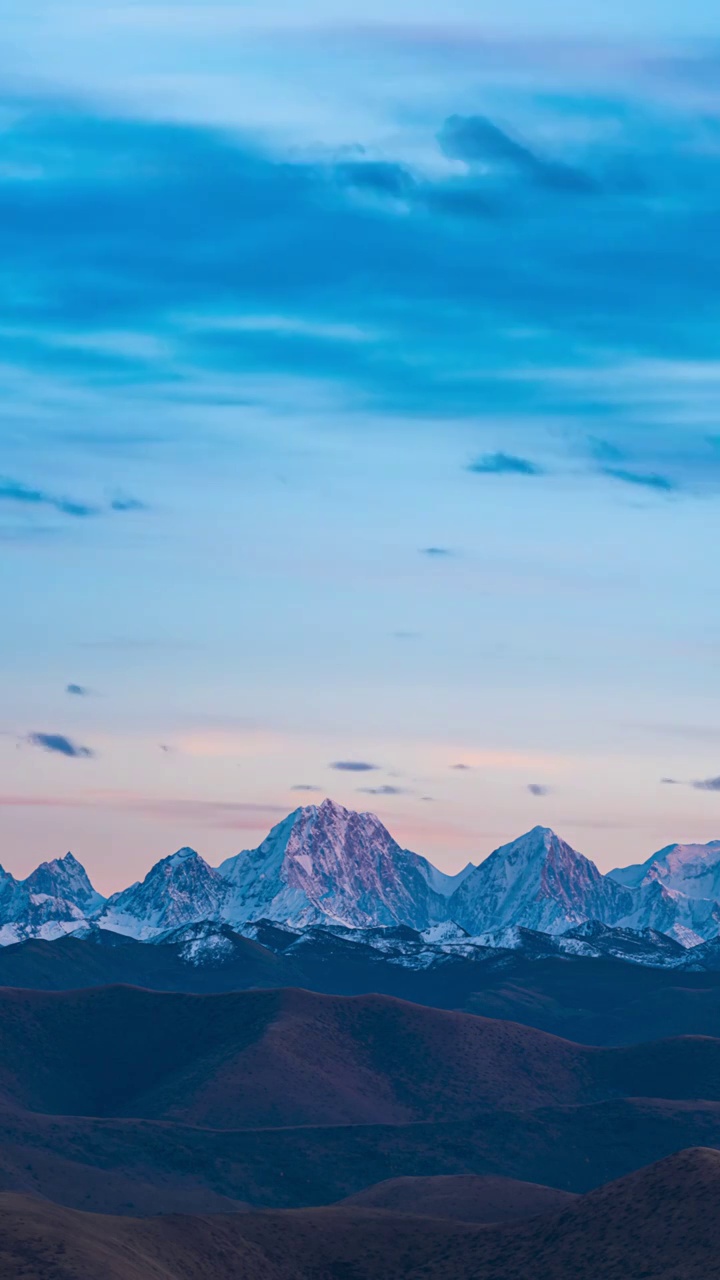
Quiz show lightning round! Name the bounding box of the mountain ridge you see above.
[3,799,720,949]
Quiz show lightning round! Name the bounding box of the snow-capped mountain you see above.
[556,920,687,967]
[95,848,227,940]
[614,879,718,947]
[0,853,106,946]
[218,798,471,930]
[611,840,720,899]
[2,807,720,953]
[22,852,105,914]
[447,826,634,936]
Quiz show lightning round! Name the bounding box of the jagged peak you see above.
[27,850,86,876]
[60,851,83,866]
[295,797,389,827]
[317,797,350,816]
[163,847,203,867]
[489,826,579,861]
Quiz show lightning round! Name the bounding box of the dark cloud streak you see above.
[467,453,543,476]
[26,733,94,758]
[0,477,96,518]
[330,761,379,772]
[600,467,677,493]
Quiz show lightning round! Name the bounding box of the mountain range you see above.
[3,797,720,952]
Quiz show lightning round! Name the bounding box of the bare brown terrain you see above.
[338,1172,578,1221]
[7,933,720,1049]
[1,1148,718,1279]
[1,985,720,1127]
[0,984,718,1220]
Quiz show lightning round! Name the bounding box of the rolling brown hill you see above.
[338,1172,578,1222]
[1,1096,719,1213]
[0,981,716,1214]
[1,1148,719,1279]
[0,985,720,1130]
[8,933,720,1047]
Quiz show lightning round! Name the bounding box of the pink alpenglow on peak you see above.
[448,826,634,936]
[218,797,471,930]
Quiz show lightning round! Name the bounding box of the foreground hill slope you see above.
[1,1149,719,1280]
[2,986,720,1128]
[339,1173,578,1222]
[3,1096,720,1213]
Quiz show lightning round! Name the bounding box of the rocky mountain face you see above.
[0,853,106,946]
[96,848,227,940]
[614,880,720,948]
[218,798,470,930]
[610,840,720,898]
[3,804,720,954]
[447,827,634,936]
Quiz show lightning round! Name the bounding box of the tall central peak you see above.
[218,799,449,930]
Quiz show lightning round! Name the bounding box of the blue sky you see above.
[2,2,720,889]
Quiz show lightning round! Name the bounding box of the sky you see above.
[2,2,720,892]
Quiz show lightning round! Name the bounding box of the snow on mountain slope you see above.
[22,852,105,914]
[417,860,475,897]
[615,878,720,944]
[95,848,227,939]
[2,808,720,952]
[218,798,453,929]
[0,853,105,944]
[610,840,720,899]
[557,920,687,966]
[448,827,634,936]
[150,921,244,965]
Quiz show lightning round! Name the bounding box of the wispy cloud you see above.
[0,790,286,829]
[467,453,543,476]
[599,467,676,493]
[65,683,90,696]
[0,477,96,518]
[660,774,720,791]
[109,495,146,512]
[528,783,550,796]
[1,90,720,495]
[451,763,472,771]
[291,784,321,792]
[438,114,597,195]
[26,732,94,758]
[357,784,407,795]
[0,477,147,522]
[420,546,454,557]
[330,760,379,772]
[336,160,415,199]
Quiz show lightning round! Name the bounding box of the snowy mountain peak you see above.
[610,839,720,899]
[95,846,226,940]
[218,800,455,930]
[317,797,349,816]
[4,802,720,950]
[22,850,105,913]
[164,847,202,867]
[448,826,632,936]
